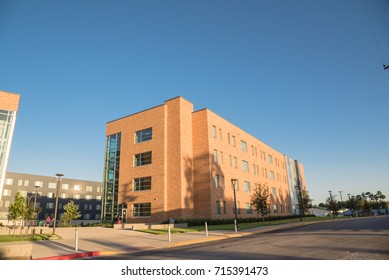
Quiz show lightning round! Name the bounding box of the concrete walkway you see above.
[1,220,326,260]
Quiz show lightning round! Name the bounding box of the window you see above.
[212,126,217,138]
[62,184,69,190]
[272,187,276,196]
[46,203,54,209]
[34,181,43,187]
[61,193,68,199]
[244,181,251,193]
[216,201,221,215]
[220,151,223,164]
[96,205,101,211]
[241,141,247,152]
[24,180,29,187]
[18,180,23,186]
[215,175,220,188]
[228,133,231,144]
[231,179,239,191]
[3,189,12,196]
[246,203,253,214]
[270,171,275,180]
[233,157,237,169]
[5,178,13,185]
[273,204,278,214]
[48,182,57,189]
[134,152,152,166]
[96,195,102,201]
[242,160,249,172]
[221,175,225,188]
[133,203,151,217]
[86,186,93,192]
[223,201,227,214]
[47,192,55,198]
[85,195,92,200]
[84,214,91,220]
[95,214,101,220]
[229,155,233,167]
[73,194,81,200]
[268,155,273,164]
[135,128,152,143]
[232,135,236,146]
[74,185,81,191]
[134,177,152,191]
[213,150,218,163]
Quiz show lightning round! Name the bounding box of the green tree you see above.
[301,190,313,213]
[60,201,81,226]
[8,192,34,235]
[325,196,339,218]
[250,184,270,222]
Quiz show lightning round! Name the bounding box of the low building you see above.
[0,172,103,225]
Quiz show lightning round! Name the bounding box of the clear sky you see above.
[1,0,388,204]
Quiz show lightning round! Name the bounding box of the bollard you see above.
[168,225,171,242]
[205,222,209,237]
[75,229,79,252]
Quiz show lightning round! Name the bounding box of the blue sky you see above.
[1,0,388,204]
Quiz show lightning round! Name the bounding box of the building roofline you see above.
[107,96,193,124]
[5,171,103,184]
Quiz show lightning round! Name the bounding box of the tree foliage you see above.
[8,192,35,234]
[250,184,270,222]
[301,190,313,213]
[60,201,81,226]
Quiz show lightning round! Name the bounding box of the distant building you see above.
[0,91,20,202]
[0,172,103,225]
[103,97,307,224]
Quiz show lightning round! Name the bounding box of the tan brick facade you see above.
[0,91,20,112]
[105,96,306,223]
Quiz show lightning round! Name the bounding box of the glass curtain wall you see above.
[0,109,17,199]
[102,133,121,223]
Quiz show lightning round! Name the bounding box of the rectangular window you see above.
[134,177,152,191]
[62,184,69,190]
[34,181,43,187]
[241,141,247,152]
[232,136,236,147]
[246,203,253,214]
[213,150,218,163]
[231,179,239,191]
[242,160,249,172]
[46,203,54,209]
[134,152,152,166]
[228,133,231,144]
[223,201,227,214]
[47,192,55,198]
[24,180,29,187]
[216,201,221,215]
[96,196,102,201]
[61,193,68,199]
[84,214,91,220]
[220,151,223,164]
[268,154,273,164]
[212,125,217,138]
[19,190,27,197]
[73,194,81,200]
[133,203,151,217]
[5,178,13,185]
[221,175,225,188]
[135,128,152,143]
[3,189,12,196]
[233,157,237,169]
[229,155,233,167]
[270,171,275,180]
[273,204,278,214]
[244,181,251,193]
[272,187,276,196]
[85,195,92,200]
[18,180,23,186]
[48,182,57,189]
[95,214,101,220]
[74,185,81,191]
[215,174,220,188]
[86,186,93,192]
[96,205,101,211]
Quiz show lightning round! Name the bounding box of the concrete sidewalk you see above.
[1,220,325,260]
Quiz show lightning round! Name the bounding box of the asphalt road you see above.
[94,216,389,260]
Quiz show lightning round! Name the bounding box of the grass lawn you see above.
[136,217,333,234]
[0,234,51,242]
[136,228,200,235]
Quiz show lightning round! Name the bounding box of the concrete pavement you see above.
[1,219,332,260]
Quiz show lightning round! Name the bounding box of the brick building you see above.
[0,91,20,202]
[102,97,306,224]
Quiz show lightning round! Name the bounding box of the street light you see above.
[231,178,238,233]
[328,190,335,219]
[33,185,40,225]
[52,173,64,236]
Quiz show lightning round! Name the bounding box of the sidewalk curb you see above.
[34,251,101,260]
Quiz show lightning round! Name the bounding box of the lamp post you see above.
[33,185,40,225]
[52,173,64,236]
[328,190,335,219]
[231,178,238,232]
[347,193,355,218]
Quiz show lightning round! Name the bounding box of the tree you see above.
[325,196,339,218]
[60,201,81,226]
[8,192,34,235]
[251,184,270,222]
[301,190,313,213]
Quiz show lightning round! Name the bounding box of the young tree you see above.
[251,184,270,222]
[8,192,34,234]
[60,201,81,226]
[326,196,339,218]
[301,190,313,213]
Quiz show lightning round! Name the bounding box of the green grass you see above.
[189,216,333,231]
[136,228,200,235]
[0,234,51,242]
